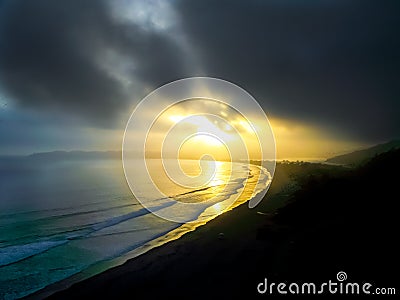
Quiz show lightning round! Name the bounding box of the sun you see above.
[169,114,236,143]
[189,133,224,147]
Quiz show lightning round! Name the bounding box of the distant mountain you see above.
[28,150,122,161]
[326,139,400,165]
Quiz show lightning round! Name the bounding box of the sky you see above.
[0,0,399,158]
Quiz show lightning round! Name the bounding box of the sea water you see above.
[0,157,270,299]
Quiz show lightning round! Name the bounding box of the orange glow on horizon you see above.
[269,117,368,160]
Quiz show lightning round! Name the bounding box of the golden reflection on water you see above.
[146,158,263,210]
[205,161,263,216]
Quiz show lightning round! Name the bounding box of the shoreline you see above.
[26,164,279,299]
[38,203,287,299]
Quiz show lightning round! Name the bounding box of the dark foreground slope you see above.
[45,150,399,299]
[270,149,399,287]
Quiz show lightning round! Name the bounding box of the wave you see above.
[90,202,174,231]
[0,204,139,232]
[172,186,212,197]
[0,240,68,267]
[0,201,176,267]
[0,196,139,221]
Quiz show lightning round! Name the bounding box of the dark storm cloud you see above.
[1,0,399,142]
[176,0,400,142]
[0,0,189,127]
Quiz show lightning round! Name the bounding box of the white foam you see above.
[0,240,67,267]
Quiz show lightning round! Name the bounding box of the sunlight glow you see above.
[144,107,265,162]
[189,134,224,147]
[269,117,367,159]
[170,115,237,142]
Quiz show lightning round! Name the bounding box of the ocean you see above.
[0,157,271,299]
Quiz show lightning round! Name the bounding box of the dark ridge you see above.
[326,139,400,166]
